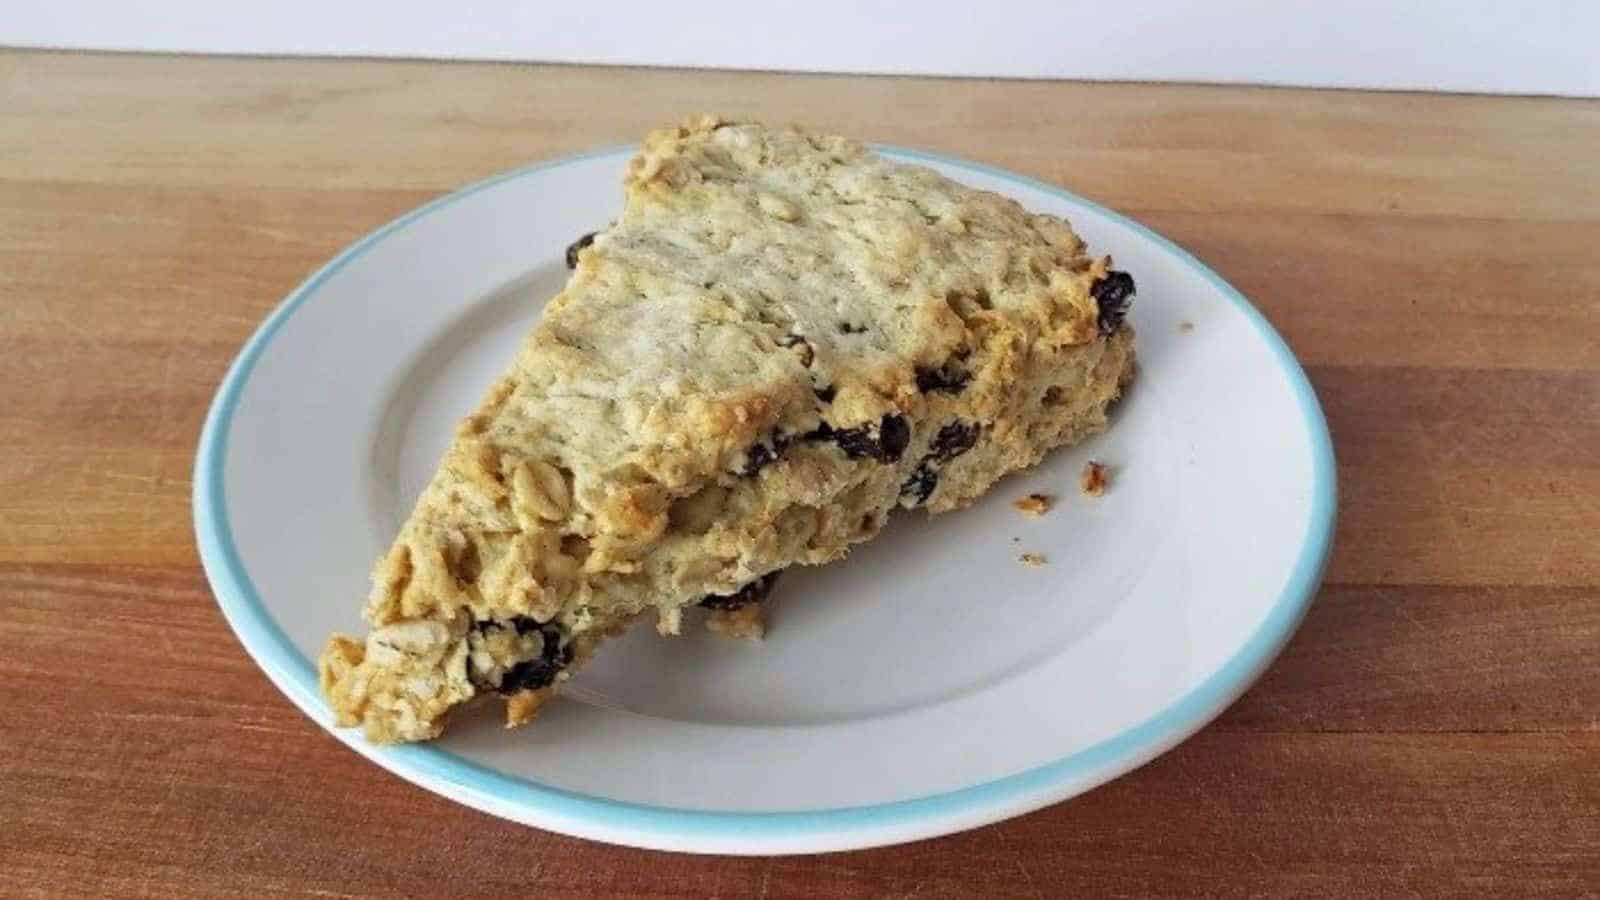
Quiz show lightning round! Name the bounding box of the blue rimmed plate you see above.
[194,144,1334,854]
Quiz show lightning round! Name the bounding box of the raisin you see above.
[740,430,792,477]
[829,424,878,459]
[499,656,563,693]
[814,414,909,462]
[565,232,597,269]
[929,421,980,460]
[900,462,938,506]
[915,363,971,394]
[1092,270,1136,336]
[493,621,572,695]
[698,571,782,611]
[837,321,868,335]
[813,383,837,403]
[901,422,981,508]
[878,415,910,460]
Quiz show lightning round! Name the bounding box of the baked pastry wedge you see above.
[319,117,1136,742]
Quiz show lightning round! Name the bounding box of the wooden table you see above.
[3,50,1597,897]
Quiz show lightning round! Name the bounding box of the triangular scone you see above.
[319,117,1137,742]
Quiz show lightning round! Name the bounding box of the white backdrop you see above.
[7,1,1597,97]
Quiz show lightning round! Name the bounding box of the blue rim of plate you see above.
[194,143,1337,853]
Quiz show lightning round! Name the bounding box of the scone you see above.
[319,117,1137,742]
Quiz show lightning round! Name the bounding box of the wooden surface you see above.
[2,50,1597,898]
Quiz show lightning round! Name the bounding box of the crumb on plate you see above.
[1178,320,1195,333]
[705,604,766,640]
[1080,460,1110,497]
[1011,492,1055,517]
[1019,552,1047,567]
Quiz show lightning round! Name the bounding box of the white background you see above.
[6,1,1597,97]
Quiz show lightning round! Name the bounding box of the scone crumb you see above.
[705,604,766,640]
[1019,552,1048,567]
[1080,461,1110,497]
[1178,320,1196,334]
[504,688,551,728]
[1011,493,1055,517]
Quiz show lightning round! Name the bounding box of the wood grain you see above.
[1,50,1597,897]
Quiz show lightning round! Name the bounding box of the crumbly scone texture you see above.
[319,116,1137,742]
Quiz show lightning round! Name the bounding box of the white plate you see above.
[195,145,1335,855]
